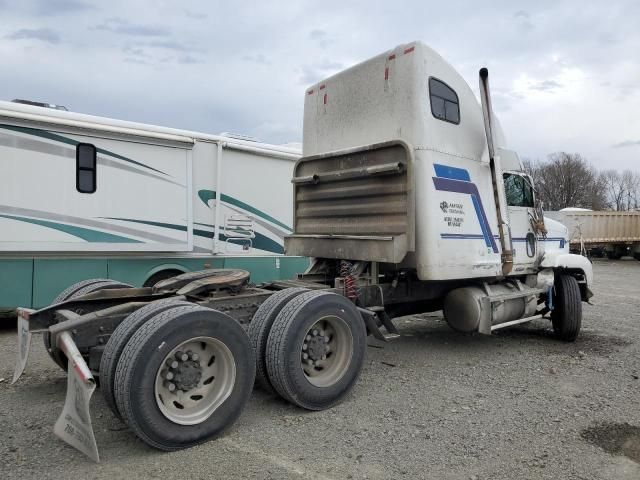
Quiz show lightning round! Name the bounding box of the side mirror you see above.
[531,200,547,237]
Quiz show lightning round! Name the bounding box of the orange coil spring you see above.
[340,261,357,300]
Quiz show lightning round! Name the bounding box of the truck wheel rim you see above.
[300,315,353,388]
[154,336,236,425]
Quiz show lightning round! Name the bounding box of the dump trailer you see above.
[12,42,593,462]
[546,210,640,259]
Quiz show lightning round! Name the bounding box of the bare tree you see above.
[601,169,626,210]
[623,170,640,210]
[600,169,640,210]
[526,152,605,210]
[522,158,535,177]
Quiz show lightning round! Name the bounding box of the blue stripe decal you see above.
[434,163,471,181]
[470,195,491,248]
[432,165,499,253]
[433,165,567,252]
[443,233,565,249]
[511,237,565,242]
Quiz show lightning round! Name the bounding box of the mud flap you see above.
[53,331,100,463]
[12,313,33,384]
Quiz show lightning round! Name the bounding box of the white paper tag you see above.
[12,316,31,384]
[53,365,100,462]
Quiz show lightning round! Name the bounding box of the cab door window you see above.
[503,173,534,207]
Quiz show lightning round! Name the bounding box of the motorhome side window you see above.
[429,77,460,124]
[503,173,534,208]
[76,143,97,193]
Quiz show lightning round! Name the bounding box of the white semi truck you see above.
[12,42,593,462]
[0,100,309,314]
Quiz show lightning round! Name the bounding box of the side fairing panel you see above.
[416,149,501,280]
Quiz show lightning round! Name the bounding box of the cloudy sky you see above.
[1,0,639,169]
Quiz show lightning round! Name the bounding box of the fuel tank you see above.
[443,282,539,333]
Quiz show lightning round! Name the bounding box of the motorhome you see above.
[0,101,309,313]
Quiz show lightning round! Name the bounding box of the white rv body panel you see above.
[1,126,193,252]
[0,101,298,256]
[0,101,308,309]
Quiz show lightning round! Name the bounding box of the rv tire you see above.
[143,269,184,288]
[45,279,132,369]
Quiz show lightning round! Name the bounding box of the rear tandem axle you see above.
[13,265,581,461]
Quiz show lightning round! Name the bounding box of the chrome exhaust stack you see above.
[479,67,514,276]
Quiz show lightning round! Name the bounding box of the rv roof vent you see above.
[219,132,260,142]
[11,99,68,111]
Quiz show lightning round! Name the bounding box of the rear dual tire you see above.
[99,298,192,417]
[248,287,309,393]
[264,290,367,411]
[113,305,255,451]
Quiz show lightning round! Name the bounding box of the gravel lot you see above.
[1,260,639,479]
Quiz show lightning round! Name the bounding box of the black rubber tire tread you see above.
[70,280,132,299]
[99,298,193,418]
[113,304,255,451]
[248,288,309,393]
[265,290,366,411]
[45,279,132,369]
[52,278,111,304]
[551,274,582,342]
[45,278,110,367]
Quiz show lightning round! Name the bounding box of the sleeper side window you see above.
[503,173,534,208]
[429,77,460,124]
[76,143,97,193]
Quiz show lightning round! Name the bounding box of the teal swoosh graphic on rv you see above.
[0,214,142,243]
[103,217,284,254]
[197,190,292,233]
[0,124,169,177]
